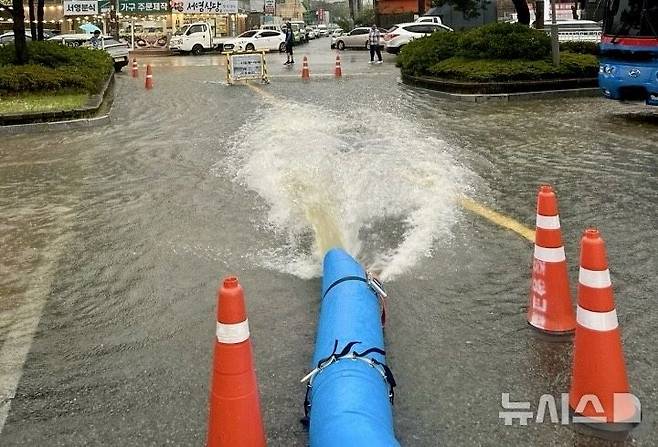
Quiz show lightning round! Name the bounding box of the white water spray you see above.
[217,100,476,280]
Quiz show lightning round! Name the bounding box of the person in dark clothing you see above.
[284,23,294,65]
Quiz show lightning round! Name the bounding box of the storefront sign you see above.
[63,0,99,15]
[119,0,169,13]
[263,0,274,15]
[171,0,238,13]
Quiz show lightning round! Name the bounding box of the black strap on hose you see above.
[302,340,397,425]
[321,276,367,300]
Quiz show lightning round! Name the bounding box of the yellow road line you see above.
[460,196,535,243]
[246,83,535,244]
[246,83,276,101]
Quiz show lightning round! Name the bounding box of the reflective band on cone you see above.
[576,306,618,331]
[536,214,561,229]
[534,245,566,263]
[579,267,612,288]
[216,319,250,344]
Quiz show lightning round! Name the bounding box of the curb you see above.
[401,73,601,102]
[0,72,115,133]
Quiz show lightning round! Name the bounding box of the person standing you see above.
[368,24,382,64]
[284,23,295,65]
[89,30,102,49]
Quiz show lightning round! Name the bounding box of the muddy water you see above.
[1,43,657,445]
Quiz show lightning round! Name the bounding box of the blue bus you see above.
[598,0,658,106]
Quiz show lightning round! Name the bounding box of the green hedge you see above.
[559,40,600,55]
[0,41,113,94]
[457,23,551,60]
[428,53,599,82]
[398,22,599,82]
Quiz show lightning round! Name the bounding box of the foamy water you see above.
[216,100,477,280]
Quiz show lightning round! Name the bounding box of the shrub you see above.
[428,52,598,82]
[397,31,460,76]
[559,41,600,55]
[457,23,551,60]
[0,41,112,94]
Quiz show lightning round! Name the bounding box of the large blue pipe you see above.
[307,248,400,446]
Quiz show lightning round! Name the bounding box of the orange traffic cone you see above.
[131,58,138,78]
[334,54,342,78]
[569,228,640,434]
[527,185,576,335]
[145,64,153,90]
[301,56,310,80]
[207,277,266,447]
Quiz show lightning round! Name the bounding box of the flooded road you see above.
[1,39,657,445]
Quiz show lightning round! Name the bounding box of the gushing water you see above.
[217,100,476,280]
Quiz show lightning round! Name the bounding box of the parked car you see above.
[260,24,283,32]
[222,29,286,53]
[330,29,345,49]
[289,21,308,43]
[317,24,329,37]
[0,30,55,46]
[384,22,452,54]
[334,27,390,50]
[306,27,317,39]
[48,34,130,71]
[415,16,443,25]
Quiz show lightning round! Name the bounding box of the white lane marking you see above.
[577,306,618,331]
[0,232,68,432]
[535,214,560,230]
[216,320,250,344]
[533,245,566,262]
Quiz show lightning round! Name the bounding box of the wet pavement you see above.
[1,38,657,446]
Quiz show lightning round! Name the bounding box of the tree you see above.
[354,6,374,26]
[0,0,29,63]
[37,0,44,40]
[27,0,36,40]
[433,0,530,25]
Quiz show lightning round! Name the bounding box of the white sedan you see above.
[222,30,286,53]
[384,22,453,54]
[334,27,390,50]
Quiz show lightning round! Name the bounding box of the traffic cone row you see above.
[298,55,345,80]
[525,185,640,437]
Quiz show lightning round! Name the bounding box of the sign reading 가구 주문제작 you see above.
[118,0,170,13]
[171,0,238,13]
[230,53,265,82]
[63,0,99,15]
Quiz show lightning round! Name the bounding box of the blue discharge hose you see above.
[305,248,400,447]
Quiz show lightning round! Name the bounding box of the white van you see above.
[415,16,443,25]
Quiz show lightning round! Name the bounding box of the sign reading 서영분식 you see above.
[63,0,99,15]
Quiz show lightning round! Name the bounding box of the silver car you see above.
[48,34,130,72]
[334,27,389,50]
